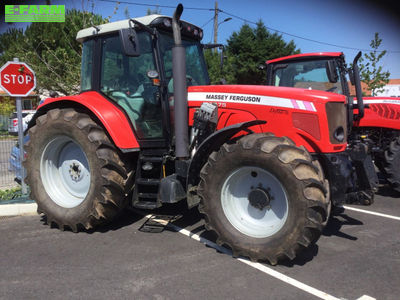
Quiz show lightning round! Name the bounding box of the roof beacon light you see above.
[163,18,171,27]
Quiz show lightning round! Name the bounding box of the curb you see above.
[0,203,37,217]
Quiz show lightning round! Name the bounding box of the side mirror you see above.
[203,43,225,71]
[119,27,140,57]
[326,60,338,83]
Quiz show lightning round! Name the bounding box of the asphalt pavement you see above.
[0,186,399,300]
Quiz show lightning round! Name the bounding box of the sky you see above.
[1,0,400,78]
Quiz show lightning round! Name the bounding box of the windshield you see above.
[273,59,343,94]
[158,32,209,92]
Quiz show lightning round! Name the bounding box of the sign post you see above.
[0,59,36,196]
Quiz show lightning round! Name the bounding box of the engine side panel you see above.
[356,97,400,130]
[36,91,140,150]
[188,85,347,153]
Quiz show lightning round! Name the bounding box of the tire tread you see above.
[24,108,131,232]
[198,133,328,265]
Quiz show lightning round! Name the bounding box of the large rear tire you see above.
[24,108,131,232]
[198,133,328,265]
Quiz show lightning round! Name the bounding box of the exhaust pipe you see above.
[352,51,364,121]
[172,3,189,159]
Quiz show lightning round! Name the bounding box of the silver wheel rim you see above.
[221,166,288,238]
[40,136,90,208]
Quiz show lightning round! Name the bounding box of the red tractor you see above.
[265,52,400,192]
[25,5,378,265]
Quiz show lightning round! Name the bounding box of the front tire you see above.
[24,108,131,232]
[382,136,400,193]
[198,134,328,265]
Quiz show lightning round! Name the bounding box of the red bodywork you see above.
[356,97,400,130]
[37,91,140,150]
[266,53,400,131]
[38,86,347,153]
[266,52,343,64]
[188,85,347,153]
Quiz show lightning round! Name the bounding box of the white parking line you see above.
[356,296,377,300]
[343,206,400,221]
[167,222,341,300]
[138,213,346,300]
[136,211,376,300]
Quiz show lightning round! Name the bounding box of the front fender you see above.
[186,120,266,208]
[30,91,140,151]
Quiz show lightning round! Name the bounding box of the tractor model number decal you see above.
[362,99,400,105]
[270,108,289,114]
[188,92,317,112]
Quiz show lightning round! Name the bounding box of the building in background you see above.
[374,79,400,97]
[348,79,400,97]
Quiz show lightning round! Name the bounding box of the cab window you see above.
[100,33,163,139]
[275,59,343,94]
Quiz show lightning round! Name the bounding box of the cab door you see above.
[99,32,166,145]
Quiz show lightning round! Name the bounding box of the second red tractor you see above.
[265,52,400,192]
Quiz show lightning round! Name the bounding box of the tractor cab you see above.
[77,15,209,145]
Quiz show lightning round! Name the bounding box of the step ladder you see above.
[132,155,164,209]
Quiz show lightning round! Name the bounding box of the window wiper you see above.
[129,19,156,37]
[273,63,288,71]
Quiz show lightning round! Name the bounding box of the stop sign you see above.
[0,61,36,97]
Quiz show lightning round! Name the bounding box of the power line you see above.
[219,10,400,54]
[97,0,213,11]
[95,0,400,54]
[201,16,214,28]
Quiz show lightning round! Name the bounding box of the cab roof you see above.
[266,52,343,64]
[76,14,200,43]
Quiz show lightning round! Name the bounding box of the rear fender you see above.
[186,120,266,208]
[29,91,140,151]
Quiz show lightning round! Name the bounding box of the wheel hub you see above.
[40,136,90,208]
[69,162,82,181]
[248,188,272,210]
[220,166,289,238]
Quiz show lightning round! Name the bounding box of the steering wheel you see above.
[186,75,198,86]
[167,75,198,93]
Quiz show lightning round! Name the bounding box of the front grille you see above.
[325,102,347,144]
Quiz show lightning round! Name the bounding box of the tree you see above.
[147,6,161,15]
[0,96,15,116]
[359,32,390,96]
[224,21,299,84]
[0,10,108,95]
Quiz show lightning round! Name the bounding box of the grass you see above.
[0,132,17,140]
[0,186,23,202]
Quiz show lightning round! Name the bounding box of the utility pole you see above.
[213,1,219,45]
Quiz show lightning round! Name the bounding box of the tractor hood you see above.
[188,85,346,106]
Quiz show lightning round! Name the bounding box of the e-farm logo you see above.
[5,5,65,22]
